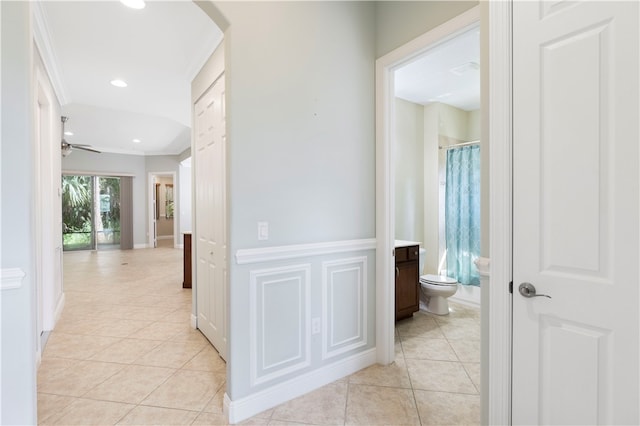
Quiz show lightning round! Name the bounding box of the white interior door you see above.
[513,1,639,424]
[194,75,227,359]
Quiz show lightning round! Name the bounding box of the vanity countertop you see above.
[394,239,421,248]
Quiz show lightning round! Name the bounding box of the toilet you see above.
[418,248,459,315]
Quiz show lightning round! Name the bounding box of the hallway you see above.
[38,248,479,425]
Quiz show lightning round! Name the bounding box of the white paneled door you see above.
[194,74,227,360]
[512,1,639,424]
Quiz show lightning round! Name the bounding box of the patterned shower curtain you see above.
[445,145,481,286]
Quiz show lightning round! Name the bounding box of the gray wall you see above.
[1,2,37,423]
[62,151,147,246]
[375,1,478,58]
[395,98,425,243]
[215,1,376,400]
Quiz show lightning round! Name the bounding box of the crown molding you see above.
[32,1,69,105]
[185,30,224,83]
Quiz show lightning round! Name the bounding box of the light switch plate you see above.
[312,318,321,334]
[258,221,268,240]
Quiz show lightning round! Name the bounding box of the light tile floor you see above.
[39,248,480,425]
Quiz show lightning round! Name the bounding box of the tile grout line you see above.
[398,326,423,426]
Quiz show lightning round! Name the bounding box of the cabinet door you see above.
[396,260,419,320]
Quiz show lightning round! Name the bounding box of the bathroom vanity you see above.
[395,241,420,321]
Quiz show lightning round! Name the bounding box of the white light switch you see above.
[312,318,321,335]
[258,221,269,241]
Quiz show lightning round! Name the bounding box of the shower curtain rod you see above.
[438,140,480,150]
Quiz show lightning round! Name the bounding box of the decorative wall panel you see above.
[250,264,311,386]
[322,257,367,359]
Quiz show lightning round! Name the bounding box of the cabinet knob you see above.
[396,267,400,277]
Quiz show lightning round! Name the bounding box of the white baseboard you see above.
[176,244,184,249]
[134,243,149,249]
[54,293,65,325]
[450,284,481,308]
[225,348,376,424]
[190,313,197,329]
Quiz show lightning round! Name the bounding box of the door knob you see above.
[518,282,551,299]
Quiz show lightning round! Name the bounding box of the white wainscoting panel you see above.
[322,257,367,360]
[250,264,311,387]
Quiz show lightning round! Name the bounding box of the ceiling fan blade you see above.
[70,143,92,147]
[74,145,102,154]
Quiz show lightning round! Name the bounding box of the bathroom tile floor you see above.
[38,248,480,425]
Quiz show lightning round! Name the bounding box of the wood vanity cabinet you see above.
[183,233,192,289]
[395,245,419,321]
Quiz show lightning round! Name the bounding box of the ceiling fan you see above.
[61,116,101,157]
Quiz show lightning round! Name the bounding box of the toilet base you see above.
[425,295,450,315]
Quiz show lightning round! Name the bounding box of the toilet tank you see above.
[419,248,426,275]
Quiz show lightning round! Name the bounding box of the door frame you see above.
[484,1,512,424]
[375,3,512,424]
[148,171,178,248]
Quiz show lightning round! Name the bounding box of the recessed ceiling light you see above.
[64,131,74,136]
[132,139,141,143]
[110,79,128,88]
[120,0,145,10]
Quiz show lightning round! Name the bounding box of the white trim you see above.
[134,243,149,249]
[157,235,173,240]
[235,238,376,265]
[225,348,376,424]
[375,5,481,368]
[1,268,26,290]
[53,293,65,325]
[190,313,197,329]
[249,264,311,387]
[62,170,136,178]
[322,257,368,360]
[488,1,513,424]
[31,2,68,105]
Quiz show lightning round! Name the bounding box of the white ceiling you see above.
[39,1,222,156]
[395,26,480,111]
[39,2,476,156]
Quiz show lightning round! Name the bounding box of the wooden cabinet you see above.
[395,245,419,321]
[183,233,192,289]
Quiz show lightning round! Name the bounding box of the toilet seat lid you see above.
[420,274,458,286]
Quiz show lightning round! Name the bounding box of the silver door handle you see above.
[518,282,551,299]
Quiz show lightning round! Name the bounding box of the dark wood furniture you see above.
[395,244,419,321]
[183,233,192,288]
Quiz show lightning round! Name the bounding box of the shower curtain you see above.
[445,145,481,286]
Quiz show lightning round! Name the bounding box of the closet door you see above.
[194,74,227,359]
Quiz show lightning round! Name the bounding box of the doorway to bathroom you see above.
[392,20,481,307]
[374,3,482,374]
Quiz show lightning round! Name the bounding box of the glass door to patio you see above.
[62,175,120,251]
